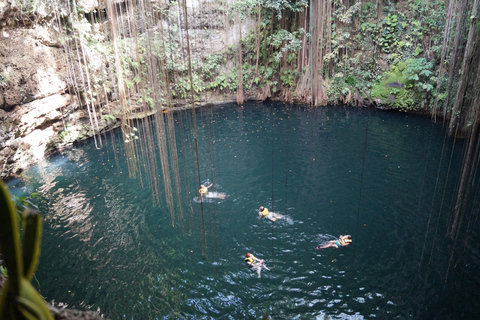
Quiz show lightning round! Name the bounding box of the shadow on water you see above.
[7,102,480,319]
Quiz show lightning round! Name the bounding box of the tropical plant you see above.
[0,180,53,320]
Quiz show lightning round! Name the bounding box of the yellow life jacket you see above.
[261,208,269,217]
[199,187,208,194]
[339,237,352,246]
[245,256,256,264]
[245,257,253,263]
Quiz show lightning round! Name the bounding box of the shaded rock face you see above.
[0,0,74,179]
[0,1,121,181]
[0,0,247,181]
[0,25,88,180]
[0,28,66,108]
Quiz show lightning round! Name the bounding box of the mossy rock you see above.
[371,62,409,107]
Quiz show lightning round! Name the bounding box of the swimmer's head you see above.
[259,206,265,212]
[245,252,252,257]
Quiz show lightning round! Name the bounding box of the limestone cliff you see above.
[0,0,247,180]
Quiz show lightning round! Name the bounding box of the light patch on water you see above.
[354,297,366,303]
[290,276,307,281]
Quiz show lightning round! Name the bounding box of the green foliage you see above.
[333,1,362,24]
[269,28,305,62]
[378,14,399,53]
[404,58,434,91]
[206,69,238,92]
[371,62,407,100]
[103,114,116,121]
[325,51,378,104]
[258,0,308,19]
[172,74,204,98]
[360,1,378,20]
[0,180,54,320]
[14,193,45,212]
[200,53,226,81]
[360,22,379,34]
[393,88,415,110]
[371,58,435,110]
[280,68,297,88]
[0,265,7,277]
[409,0,446,39]
[57,123,72,142]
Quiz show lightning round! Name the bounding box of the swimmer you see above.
[259,206,283,222]
[199,183,226,200]
[245,252,270,278]
[199,183,212,198]
[316,235,352,249]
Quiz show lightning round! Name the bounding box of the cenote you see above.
[7,102,480,319]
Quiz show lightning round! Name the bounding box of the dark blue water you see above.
[7,102,480,319]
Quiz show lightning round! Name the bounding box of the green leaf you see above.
[22,209,42,281]
[18,278,54,320]
[420,70,432,76]
[0,181,23,295]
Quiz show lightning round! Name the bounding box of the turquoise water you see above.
[7,102,480,319]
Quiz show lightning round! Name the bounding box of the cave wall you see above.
[0,0,245,180]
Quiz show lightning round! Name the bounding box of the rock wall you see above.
[0,23,117,180]
[0,0,106,180]
[0,0,251,181]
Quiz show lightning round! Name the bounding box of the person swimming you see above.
[199,183,212,199]
[245,252,270,278]
[198,183,226,200]
[258,206,283,222]
[316,235,352,249]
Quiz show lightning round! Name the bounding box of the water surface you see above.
[8,102,480,319]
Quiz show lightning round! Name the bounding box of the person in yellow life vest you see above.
[259,206,269,217]
[316,235,352,249]
[245,252,270,278]
[259,206,283,222]
[199,183,212,199]
[198,182,226,201]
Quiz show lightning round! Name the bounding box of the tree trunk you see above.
[448,74,480,239]
[254,6,262,77]
[448,0,480,136]
[442,0,468,122]
[236,12,244,104]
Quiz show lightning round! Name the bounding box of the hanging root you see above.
[255,82,272,102]
[280,87,294,104]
